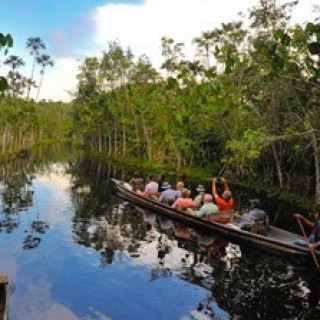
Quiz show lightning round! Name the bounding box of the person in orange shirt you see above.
[212,177,234,211]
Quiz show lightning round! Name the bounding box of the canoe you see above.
[112,179,320,264]
[0,275,9,320]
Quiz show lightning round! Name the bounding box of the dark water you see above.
[0,146,319,320]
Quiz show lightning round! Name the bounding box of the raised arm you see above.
[293,213,315,227]
[212,178,218,196]
[220,178,229,191]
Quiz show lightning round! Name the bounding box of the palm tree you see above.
[193,31,215,70]
[4,55,25,70]
[4,55,25,96]
[26,37,46,98]
[35,54,54,101]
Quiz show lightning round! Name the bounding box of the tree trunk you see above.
[97,125,103,152]
[311,130,320,203]
[108,129,112,156]
[114,122,118,156]
[36,71,44,101]
[272,144,283,188]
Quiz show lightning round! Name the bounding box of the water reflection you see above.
[0,161,50,250]
[0,149,319,319]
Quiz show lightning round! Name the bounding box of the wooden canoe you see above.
[112,179,320,263]
[0,275,9,320]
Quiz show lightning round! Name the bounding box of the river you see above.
[0,145,319,320]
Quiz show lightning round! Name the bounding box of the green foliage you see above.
[0,32,13,92]
[0,77,8,91]
[0,33,13,52]
[308,42,320,55]
[70,2,320,203]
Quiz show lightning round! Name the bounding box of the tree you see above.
[4,55,26,96]
[4,55,24,70]
[35,54,54,101]
[26,37,46,99]
[0,32,13,91]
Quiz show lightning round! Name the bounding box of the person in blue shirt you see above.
[240,199,269,235]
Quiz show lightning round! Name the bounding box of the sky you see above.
[0,0,319,102]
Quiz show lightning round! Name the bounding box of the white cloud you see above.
[33,57,80,102]
[3,0,318,102]
[93,0,255,68]
[93,0,319,69]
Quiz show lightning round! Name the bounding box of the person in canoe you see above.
[137,175,159,198]
[294,210,320,251]
[187,194,233,223]
[129,171,145,192]
[194,194,218,219]
[194,184,206,209]
[157,173,167,192]
[239,198,270,235]
[159,182,181,205]
[212,177,234,211]
[176,181,185,192]
[172,188,194,211]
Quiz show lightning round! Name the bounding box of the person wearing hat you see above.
[194,185,206,209]
[212,177,234,211]
[239,199,269,235]
[157,173,167,192]
[159,182,181,205]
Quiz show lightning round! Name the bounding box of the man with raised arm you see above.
[212,177,234,211]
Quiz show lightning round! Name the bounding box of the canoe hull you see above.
[112,179,319,263]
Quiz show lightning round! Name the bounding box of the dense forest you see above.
[0,34,72,156]
[1,0,320,204]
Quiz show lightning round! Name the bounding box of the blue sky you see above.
[1,0,140,58]
[0,0,318,101]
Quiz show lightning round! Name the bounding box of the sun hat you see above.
[196,185,205,193]
[161,182,171,189]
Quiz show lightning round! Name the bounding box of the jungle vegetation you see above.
[0,34,72,157]
[72,0,320,202]
[1,0,320,204]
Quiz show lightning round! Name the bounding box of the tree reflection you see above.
[67,156,320,319]
[209,253,313,319]
[0,157,51,249]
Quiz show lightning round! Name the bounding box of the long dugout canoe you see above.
[112,179,320,264]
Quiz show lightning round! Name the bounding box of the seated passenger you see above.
[144,175,159,198]
[129,171,144,192]
[172,188,194,211]
[194,185,206,209]
[176,181,185,192]
[157,173,167,192]
[159,182,181,205]
[240,199,269,235]
[212,177,234,211]
[195,194,218,219]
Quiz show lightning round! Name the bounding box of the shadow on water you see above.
[0,146,319,319]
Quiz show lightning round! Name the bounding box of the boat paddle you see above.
[295,215,320,271]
